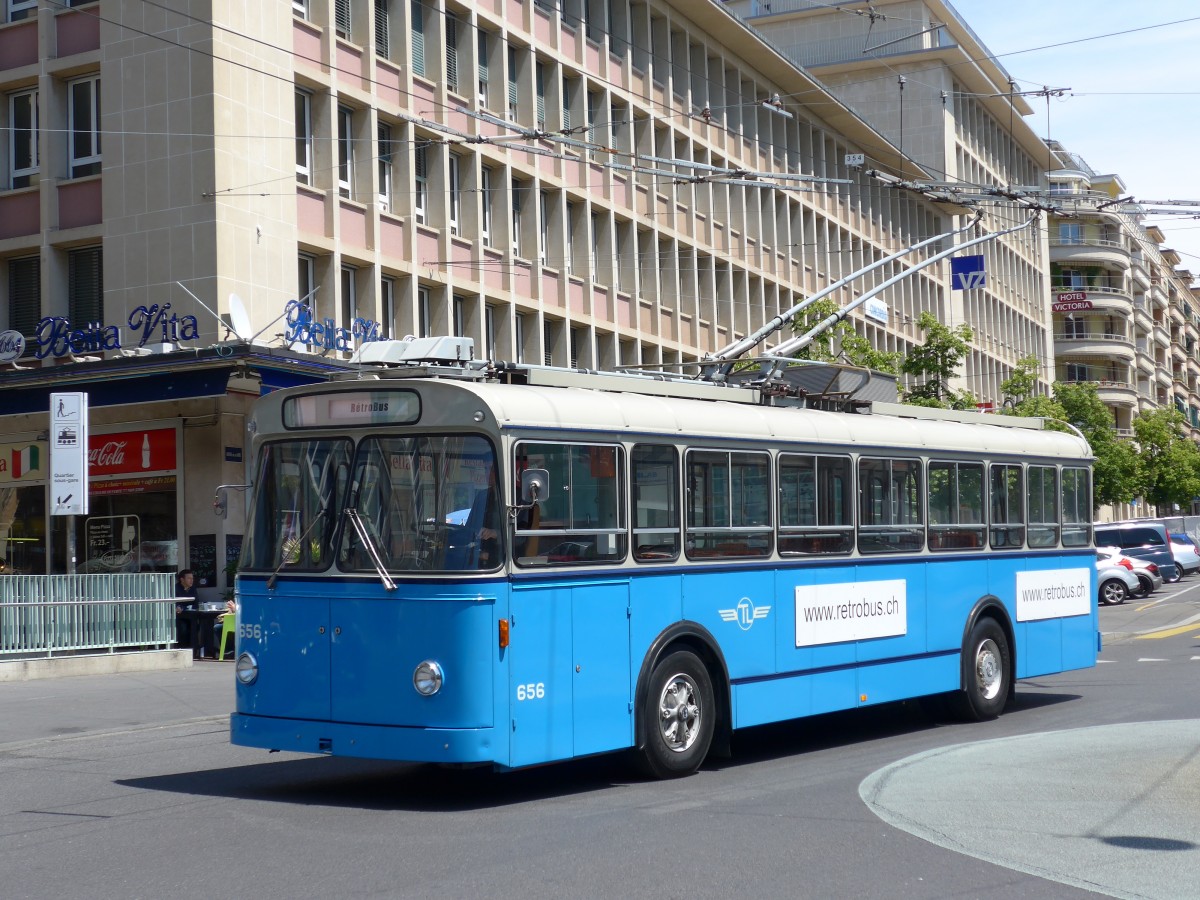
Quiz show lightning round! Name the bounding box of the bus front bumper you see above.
[230,713,502,765]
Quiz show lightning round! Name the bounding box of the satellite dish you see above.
[228,293,252,341]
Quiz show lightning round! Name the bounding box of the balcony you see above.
[1049,237,1130,270]
[1053,332,1135,362]
[1094,381,1138,408]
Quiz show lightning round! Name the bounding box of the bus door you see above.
[239,578,334,722]
[508,577,631,767]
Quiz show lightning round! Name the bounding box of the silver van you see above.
[1093,522,1181,584]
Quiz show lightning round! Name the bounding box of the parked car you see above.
[1093,522,1181,584]
[1096,546,1162,597]
[1095,553,1141,605]
[1169,535,1200,575]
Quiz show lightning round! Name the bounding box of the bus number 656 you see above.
[516,682,545,701]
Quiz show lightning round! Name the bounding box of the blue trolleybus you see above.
[228,338,1097,777]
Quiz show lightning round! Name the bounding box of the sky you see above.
[949,1,1200,276]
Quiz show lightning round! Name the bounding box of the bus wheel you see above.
[639,650,715,779]
[948,618,1010,722]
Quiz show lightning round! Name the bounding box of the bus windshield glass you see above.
[339,434,501,572]
[242,439,352,571]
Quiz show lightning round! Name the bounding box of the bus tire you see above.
[948,617,1010,722]
[638,650,715,779]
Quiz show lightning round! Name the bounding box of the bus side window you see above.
[1027,465,1060,547]
[512,441,627,567]
[1061,466,1092,547]
[778,453,853,555]
[632,444,680,562]
[989,463,1025,549]
[928,461,985,551]
[685,450,772,559]
[857,457,923,554]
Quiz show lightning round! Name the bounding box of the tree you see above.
[788,298,901,373]
[1132,409,1200,510]
[1000,359,1141,510]
[900,310,975,409]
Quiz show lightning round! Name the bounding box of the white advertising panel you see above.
[795,579,907,647]
[50,392,89,516]
[1015,568,1091,621]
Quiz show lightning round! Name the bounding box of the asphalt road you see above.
[2,578,1199,900]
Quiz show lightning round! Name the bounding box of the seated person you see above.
[211,598,236,659]
[174,568,197,649]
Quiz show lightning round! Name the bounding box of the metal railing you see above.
[0,574,177,658]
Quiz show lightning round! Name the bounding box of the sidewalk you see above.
[0,658,235,747]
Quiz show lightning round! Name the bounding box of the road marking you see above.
[1137,658,1168,662]
[1133,623,1200,640]
[1097,659,1116,663]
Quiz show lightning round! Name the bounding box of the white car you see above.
[1096,546,1163,597]
[1095,552,1140,605]
[1169,537,1200,576]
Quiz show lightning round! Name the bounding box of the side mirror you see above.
[213,483,251,520]
[520,469,549,505]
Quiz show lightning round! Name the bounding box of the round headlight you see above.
[413,660,444,696]
[235,652,259,685]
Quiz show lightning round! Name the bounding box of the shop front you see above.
[0,344,350,597]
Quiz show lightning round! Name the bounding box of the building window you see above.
[334,0,351,39]
[413,143,428,224]
[378,122,392,212]
[410,0,425,78]
[535,61,547,129]
[511,178,523,257]
[337,106,354,199]
[8,255,40,337]
[480,167,493,247]
[453,294,465,337]
[295,90,312,185]
[485,304,496,359]
[8,0,37,22]
[374,0,389,57]
[68,246,102,326]
[507,46,519,121]
[340,266,357,336]
[565,201,577,275]
[68,76,101,178]
[9,89,37,189]
[298,254,315,304]
[417,286,431,337]
[477,30,490,108]
[1058,222,1081,244]
[445,14,459,94]
[539,190,550,266]
[292,0,308,19]
[448,154,461,236]
[515,313,526,363]
[381,276,395,338]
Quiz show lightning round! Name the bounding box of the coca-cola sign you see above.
[88,428,177,476]
[0,329,25,363]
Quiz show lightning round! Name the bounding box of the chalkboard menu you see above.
[189,533,217,587]
[225,534,243,588]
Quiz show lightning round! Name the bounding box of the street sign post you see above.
[50,392,88,575]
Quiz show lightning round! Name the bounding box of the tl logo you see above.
[718,597,771,632]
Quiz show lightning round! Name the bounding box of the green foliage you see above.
[900,310,974,408]
[788,298,901,373]
[1132,409,1200,508]
[1001,362,1142,510]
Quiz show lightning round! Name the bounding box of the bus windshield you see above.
[242,439,352,572]
[339,434,502,573]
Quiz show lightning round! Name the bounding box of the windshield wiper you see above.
[344,508,397,591]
